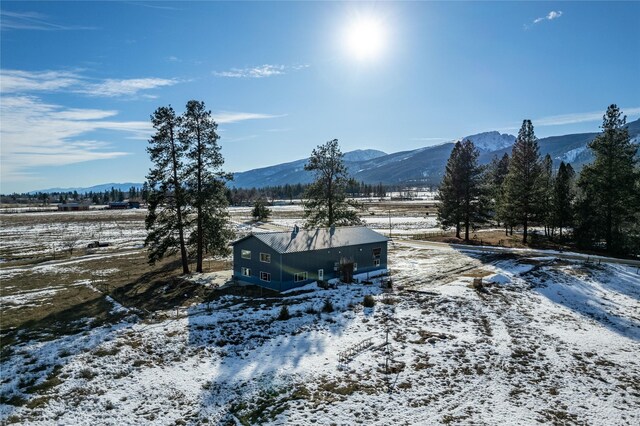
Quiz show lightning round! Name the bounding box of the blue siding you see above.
[232,235,388,292]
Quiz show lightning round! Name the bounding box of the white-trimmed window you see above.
[294,272,308,282]
[373,247,382,258]
[241,250,251,259]
[354,263,358,272]
[374,259,381,267]
[260,271,271,282]
[334,262,339,271]
[241,267,251,277]
[318,269,324,280]
[260,252,271,263]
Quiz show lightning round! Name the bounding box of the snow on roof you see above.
[233,226,388,254]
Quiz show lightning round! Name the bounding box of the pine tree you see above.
[145,106,190,274]
[502,119,543,244]
[252,199,271,221]
[180,100,232,272]
[577,104,638,253]
[552,162,575,239]
[539,154,554,237]
[437,142,464,238]
[488,153,510,231]
[303,139,362,228]
[437,140,488,241]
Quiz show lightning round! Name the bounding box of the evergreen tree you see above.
[252,199,271,221]
[552,162,575,239]
[502,119,543,244]
[437,142,464,238]
[539,154,554,236]
[180,100,232,272]
[145,106,191,274]
[437,140,488,241]
[141,181,150,203]
[303,139,362,228]
[488,153,510,231]
[576,104,638,253]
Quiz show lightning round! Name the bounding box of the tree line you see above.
[437,104,639,256]
[1,185,151,205]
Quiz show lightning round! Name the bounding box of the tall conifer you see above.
[577,105,638,253]
[502,120,543,244]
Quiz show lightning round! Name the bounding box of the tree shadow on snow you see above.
[186,284,374,421]
[464,249,640,342]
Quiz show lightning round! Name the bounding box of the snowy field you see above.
[2,230,639,424]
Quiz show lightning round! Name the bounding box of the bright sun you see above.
[345,16,387,61]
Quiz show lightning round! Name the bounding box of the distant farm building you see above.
[108,201,140,209]
[232,226,389,291]
[108,201,128,209]
[57,203,90,212]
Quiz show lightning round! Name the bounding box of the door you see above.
[318,269,324,281]
[341,262,354,283]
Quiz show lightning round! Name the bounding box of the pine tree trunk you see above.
[456,223,460,239]
[171,139,189,275]
[196,128,204,273]
[523,217,528,244]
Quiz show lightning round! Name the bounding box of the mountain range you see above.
[30,119,640,193]
[231,118,640,188]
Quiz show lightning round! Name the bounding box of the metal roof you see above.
[233,226,388,254]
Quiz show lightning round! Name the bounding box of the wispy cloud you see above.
[125,2,182,11]
[0,96,151,183]
[0,10,96,31]
[0,69,82,93]
[213,64,309,79]
[0,69,179,98]
[536,107,640,126]
[214,112,287,124]
[533,10,563,24]
[77,78,178,97]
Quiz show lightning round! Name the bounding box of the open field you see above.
[1,206,639,425]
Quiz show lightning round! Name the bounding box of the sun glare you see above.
[345,16,387,61]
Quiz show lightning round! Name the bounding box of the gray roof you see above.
[234,226,388,254]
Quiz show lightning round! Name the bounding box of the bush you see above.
[363,295,376,308]
[277,305,290,320]
[322,299,334,313]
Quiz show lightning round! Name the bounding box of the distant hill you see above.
[30,182,144,195]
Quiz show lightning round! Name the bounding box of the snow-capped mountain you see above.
[342,149,387,162]
[460,131,516,152]
[230,118,640,188]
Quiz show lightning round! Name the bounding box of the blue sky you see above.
[1,1,639,193]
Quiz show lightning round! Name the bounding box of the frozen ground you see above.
[1,241,639,425]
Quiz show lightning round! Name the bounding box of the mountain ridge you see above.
[28,119,640,193]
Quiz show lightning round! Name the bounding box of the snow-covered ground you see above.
[2,241,638,425]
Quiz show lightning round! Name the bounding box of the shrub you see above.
[363,295,376,308]
[277,305,290,320]
[322,299,334,313]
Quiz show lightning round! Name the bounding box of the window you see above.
[241,250,251,259]
[318,269,324,280]
[334,262,339,271]
[372,247,382,258]
[241,267,251,277]
[260,252,271,263]
[374,259,381,267]
[260,271,271,282]
[294,272,308,282]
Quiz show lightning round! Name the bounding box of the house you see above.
[231,226,389,291]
